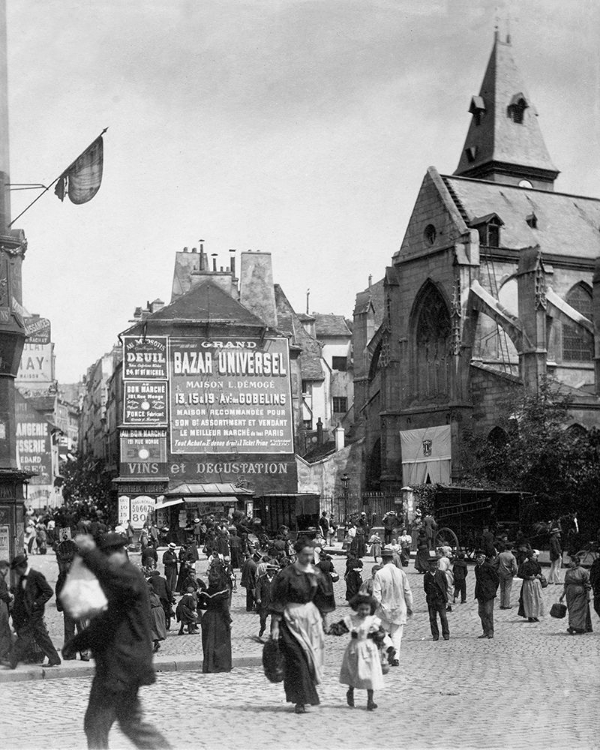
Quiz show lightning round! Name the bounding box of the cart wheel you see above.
[435,527,459,552]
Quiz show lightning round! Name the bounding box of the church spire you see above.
[454,33,559,190]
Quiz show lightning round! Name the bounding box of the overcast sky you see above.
[6,0,600,383]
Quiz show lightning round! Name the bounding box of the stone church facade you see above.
[354,33,600,492]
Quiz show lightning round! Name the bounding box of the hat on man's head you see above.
[10,553,28,570]
[98,532,127,551]
[168,542,177,549]
[381,546,395,558]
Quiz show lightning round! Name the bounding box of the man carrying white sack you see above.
[64,532,171,750]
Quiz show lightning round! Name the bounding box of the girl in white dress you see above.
[329,593,387,711]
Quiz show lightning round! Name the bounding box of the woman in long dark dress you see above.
[560,555,593,634]
[269,538,335,714]
[198,562,232,672]
[518,550,545,622]
[415,531,430,574]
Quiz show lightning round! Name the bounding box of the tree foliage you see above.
[459,379,600,538]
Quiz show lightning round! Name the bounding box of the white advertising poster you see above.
[130,496,156,529]
[118,496,130,525]
[0,524,9,559]
[16,342,54,383]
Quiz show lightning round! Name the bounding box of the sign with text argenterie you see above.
[124,381,168,424]
[170,337,293,454]
[122,336,168,380]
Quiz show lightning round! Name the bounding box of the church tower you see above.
[454,32,559,190]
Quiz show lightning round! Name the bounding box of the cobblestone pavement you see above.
[1,550,599,750]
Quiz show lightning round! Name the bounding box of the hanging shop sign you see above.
[169,337,294,455]
[123,381,168,424]
[122,335,168,380]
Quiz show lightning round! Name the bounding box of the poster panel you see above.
[123,381,168,424]
[16,342,54,382]
[169,337,294,454]
[120,429,168,477]
[122,336,168,380]
[130,496,156,529]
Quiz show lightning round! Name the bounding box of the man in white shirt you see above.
[372,547,413,665]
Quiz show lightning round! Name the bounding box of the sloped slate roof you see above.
[353,278,385,328]
[127,280,267,328]
[455,36,558,177]
[444,175,600,260]
[314,313,351,338]
[274,285,324,381]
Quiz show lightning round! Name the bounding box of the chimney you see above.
[334,424,345,451]
[316,417,323,445]
[239,250,277,328]
[212,253,218,272]
[229,249,236,277]
[368,274,372,288]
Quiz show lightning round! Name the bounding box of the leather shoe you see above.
[390,659,400,666]
[443,635,450,640]
[477,634,489,639]
[46,658,61,667]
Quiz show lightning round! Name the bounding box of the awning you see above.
[154,499,184,510]
[113,476,170,484]
[183,496,238,504]
[163,482,253,498]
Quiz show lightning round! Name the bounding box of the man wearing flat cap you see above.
[64,532,171,749]
[7,553,62,669]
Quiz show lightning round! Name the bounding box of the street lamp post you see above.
[341,473,349,527]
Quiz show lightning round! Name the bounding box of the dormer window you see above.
[508,93,528,124]
[469,95,486,126]
[526,212,538,229]
[471,213,504,248]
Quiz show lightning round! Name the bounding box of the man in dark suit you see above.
[424,556,450,641]
[64,532,171,749]
[474,551,500,639]
[8,553,62,668]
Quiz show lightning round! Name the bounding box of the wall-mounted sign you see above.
[24,317,51,345]
[15,392,52,482]
[122,336,168,380]
[118,496,130,525]
[120,428,168,477]
[16,342,54,383]
[123,381,168,424]
[169,337,294,455]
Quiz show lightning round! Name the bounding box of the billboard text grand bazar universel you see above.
[169,337,294,455]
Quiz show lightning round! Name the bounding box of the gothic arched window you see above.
[413,284,451,402]
[562,284,593,362]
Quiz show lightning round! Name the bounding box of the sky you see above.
[5,0,600,383]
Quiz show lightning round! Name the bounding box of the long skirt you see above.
[150,606,167,641]
[339,639,384,691]
[201,610,232,673]
[518,579,545,618]
[565,585,593,632]
[415,547,429,574]
[279,602,324,706]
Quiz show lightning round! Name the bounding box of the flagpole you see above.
[8,127,108,228]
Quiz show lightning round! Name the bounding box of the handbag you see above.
[59,556,108,620]
[330,570,340,583]
[262,639,285,683]
[550,602,567,619]
[539,575,548,588]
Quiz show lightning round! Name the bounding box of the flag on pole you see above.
[55,135,104,204]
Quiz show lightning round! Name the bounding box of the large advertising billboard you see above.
[15,392,52,483]
[169,337,294,454]
[123,381,168,424]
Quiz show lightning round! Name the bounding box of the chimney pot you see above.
[192,247,197,253]
[212,253,218,272]
[183,247,188,253]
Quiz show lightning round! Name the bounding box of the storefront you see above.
[154,481,254,544]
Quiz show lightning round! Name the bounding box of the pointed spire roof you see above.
[454,33,559,189]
